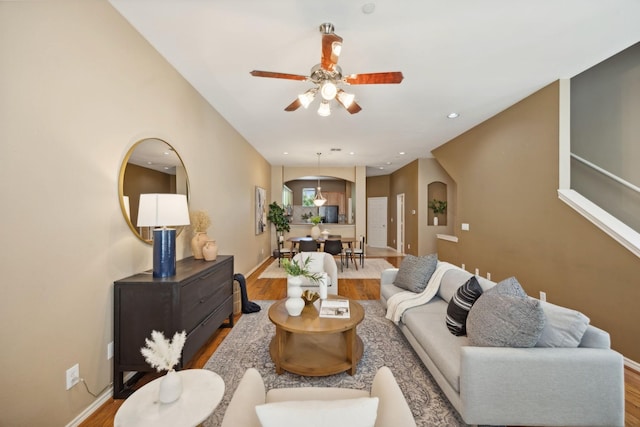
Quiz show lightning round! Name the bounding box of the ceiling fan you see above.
[250,23,404,116]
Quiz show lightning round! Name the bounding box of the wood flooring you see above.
[80,256,639,427]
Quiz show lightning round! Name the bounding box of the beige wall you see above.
[433,81,640,361]
[0,2,271,425]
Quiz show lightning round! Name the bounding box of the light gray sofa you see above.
[220,366,416,427]
[380,264,625,426]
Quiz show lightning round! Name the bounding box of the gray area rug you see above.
[203,300,467,427]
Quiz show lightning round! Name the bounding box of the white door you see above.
[367,197,387,248]
[397,193,405,253]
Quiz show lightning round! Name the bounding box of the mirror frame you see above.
[118,138,190,244]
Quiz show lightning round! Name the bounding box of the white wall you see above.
[0,2,271,425]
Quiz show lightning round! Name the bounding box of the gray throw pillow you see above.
[446,276,483,336]
[393,254,438,293]
[535,300,590,347]
[485,276,526,297]
[467,293,546,347]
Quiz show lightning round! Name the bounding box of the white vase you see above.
[319,275,328,300]
[158,369,182,404]
[311,225,321,239]
[286,275,305,316]
[433,216,439,226]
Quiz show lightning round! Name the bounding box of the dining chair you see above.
[298,238,319,252]
[345,235,365,268]
[276,238,296,267]
[323,239,344,272]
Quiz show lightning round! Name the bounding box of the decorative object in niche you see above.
[190,210,211,259]
[119,138,190,244]
[428,198,447,226]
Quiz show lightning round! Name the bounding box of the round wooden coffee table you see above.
[268,296,364,376]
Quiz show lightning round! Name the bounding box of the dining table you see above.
[287,236,358,269]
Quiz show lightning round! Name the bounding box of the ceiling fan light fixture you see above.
[298,88,317,109]
[332,42,342,57]
[320,81,338,100]
[317,100,331,117]
[337,90,355,108]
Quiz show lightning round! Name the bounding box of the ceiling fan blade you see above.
[250,70,308,81]
[284,98,302,112]
[321,33,343,71]
[343,100,362,114]
[344,72,404,85]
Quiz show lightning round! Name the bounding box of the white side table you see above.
[114,369,225,427]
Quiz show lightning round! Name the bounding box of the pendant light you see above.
[313,152,326,207]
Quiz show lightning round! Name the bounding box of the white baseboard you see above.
[625,357,640,373]
[65,386,113,427]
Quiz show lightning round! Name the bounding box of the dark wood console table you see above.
[113,255,234,398]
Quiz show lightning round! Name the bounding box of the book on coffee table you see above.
[319,299,350,319]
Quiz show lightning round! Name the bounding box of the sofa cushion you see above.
[393,254,437,293]
[467,293,545,347]
[446,276,483,336]
[255,397,379,427]
[535,300,590,348]
[485,276,526,297]
[438,269,473,303]
[402,301,467,393]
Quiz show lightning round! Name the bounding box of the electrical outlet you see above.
[474,268,479,275]
[540,291,547,302]
[487,272,491,280]
[66,364,80,390]
[461,263,465,270]
[107,342,114,360]
[407,243,410,249]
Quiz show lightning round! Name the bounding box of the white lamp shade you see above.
[137,194,190,227]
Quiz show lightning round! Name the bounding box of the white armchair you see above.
[220,367,417,427]
[291,252,338,295]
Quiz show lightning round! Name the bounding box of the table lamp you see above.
[137,193,190,278]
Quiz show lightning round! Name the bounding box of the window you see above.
[302,188,316,207]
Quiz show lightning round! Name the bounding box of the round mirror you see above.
[118,138,190,244]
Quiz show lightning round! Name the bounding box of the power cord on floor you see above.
[80,377,113,398]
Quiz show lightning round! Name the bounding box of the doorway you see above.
[396,193,405,253]
[367,197,387,248]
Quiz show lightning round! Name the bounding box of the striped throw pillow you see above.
[446,276,483,336]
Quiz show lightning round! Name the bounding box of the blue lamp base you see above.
[153,228,176,278]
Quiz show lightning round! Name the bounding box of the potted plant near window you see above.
[428,199,447,226]
[267,202,291,250]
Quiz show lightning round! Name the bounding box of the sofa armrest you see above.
[460,346,624,426]
[380,268,399,286]
[370,366,416,427]
[221,368,266,427]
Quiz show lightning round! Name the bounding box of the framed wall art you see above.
[255,186,267,235]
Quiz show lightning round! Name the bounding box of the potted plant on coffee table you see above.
[281,257,322,316]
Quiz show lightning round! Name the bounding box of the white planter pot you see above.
[286,275,304,316]
[158,369,182,404]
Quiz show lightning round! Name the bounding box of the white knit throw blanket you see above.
[385,261,458,323]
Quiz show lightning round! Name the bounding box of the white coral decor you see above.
[140,330,187,372]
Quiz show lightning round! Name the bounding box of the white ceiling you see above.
[109,0,640,176]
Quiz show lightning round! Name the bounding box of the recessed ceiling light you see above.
[378,166,384,170]
[386,162,392,165]
[349,151,355,155]
[447,112,459,119]
[399,151,405,155]
[283,152,289,155]
[362,3,376,14]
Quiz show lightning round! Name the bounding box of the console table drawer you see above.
[183,295,233,362]
[181,272,232,332]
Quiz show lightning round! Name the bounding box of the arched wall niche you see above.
[428,181,447,226]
